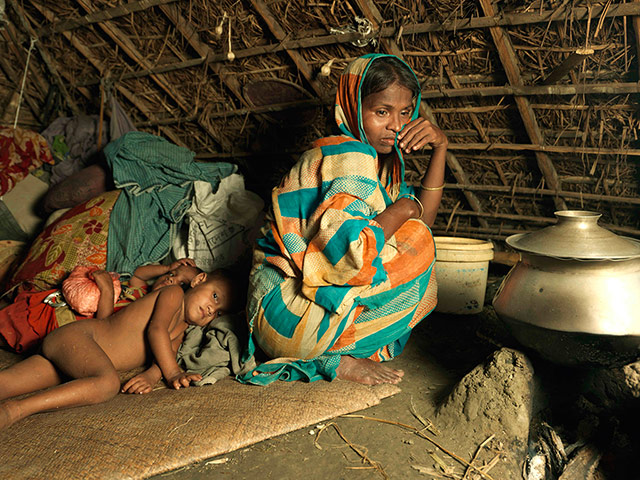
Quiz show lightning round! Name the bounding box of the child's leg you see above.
[0,354,63,401]
[0,322,121,429]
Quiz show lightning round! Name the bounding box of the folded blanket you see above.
[104,132,236,275]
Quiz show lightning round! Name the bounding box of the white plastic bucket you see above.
[434,236,494,314]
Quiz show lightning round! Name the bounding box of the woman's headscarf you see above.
[333,53,422,189]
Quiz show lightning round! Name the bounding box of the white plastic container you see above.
[434,237,494,314]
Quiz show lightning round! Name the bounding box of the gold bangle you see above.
[419,183,445,191]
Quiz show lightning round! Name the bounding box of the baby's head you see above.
[152,264,202,291]
[182,268,247,327]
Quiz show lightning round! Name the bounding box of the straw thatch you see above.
[1,0,639,244]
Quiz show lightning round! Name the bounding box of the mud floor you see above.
[150,273,640,480]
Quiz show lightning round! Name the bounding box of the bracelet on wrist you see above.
[419,183,445,191]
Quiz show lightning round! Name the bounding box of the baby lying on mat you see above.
[0,268,243,430]
[0,258,202,353]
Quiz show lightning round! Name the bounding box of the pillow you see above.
[4,189,121,295]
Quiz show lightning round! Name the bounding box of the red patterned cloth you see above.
[0,281,148,353]
[0,289,60,353]
[0,126,55,196]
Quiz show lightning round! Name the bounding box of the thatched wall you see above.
[1,0,639,244]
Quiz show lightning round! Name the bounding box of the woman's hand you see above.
[397,118,448,154]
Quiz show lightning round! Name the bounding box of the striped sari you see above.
[238,54,437,384]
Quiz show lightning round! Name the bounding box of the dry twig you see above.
[314,422,388,479]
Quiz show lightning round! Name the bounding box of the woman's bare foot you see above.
[336,356,404,385]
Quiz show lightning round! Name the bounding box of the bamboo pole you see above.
[63,5,640,89]
[445,142,640,157]
[438,208,640,237]
[421,82,640,99]
[192,141,640,160]
[479,0,565,210]
[442,183,640,205]
[250,0,326,98]
[75,62,640,102]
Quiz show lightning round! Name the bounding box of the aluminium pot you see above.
[492,210,640,367]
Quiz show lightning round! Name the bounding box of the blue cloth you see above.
[104,132,236,275]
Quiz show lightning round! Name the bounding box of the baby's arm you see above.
[92,270,116,319]
[129,264,171,288]
[146,286,201,389]
[129,259,196,288]
[121,336,200,394]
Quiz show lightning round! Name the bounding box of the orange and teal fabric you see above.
[238,54,438,384]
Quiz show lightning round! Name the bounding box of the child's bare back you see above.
[44,287,187,373]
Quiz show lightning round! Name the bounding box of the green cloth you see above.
[104,132,236,275]
[177,314,256,386]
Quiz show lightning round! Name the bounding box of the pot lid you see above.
[506,210,640,260]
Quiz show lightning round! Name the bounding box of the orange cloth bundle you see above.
[62,266,121,317]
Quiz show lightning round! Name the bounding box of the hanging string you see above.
[13,37,37,130]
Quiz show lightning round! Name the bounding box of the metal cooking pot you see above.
[492,210,640,367]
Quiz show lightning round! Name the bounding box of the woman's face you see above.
[360,81,414,155]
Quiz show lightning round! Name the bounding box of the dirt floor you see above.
[149,269,640,480]
[150,292,504,480]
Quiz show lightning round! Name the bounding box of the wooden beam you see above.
[249,0,326,98]
[441,183,640,205]
[422,81,640,99]
[41,0,178,37]
[479,0,566,210]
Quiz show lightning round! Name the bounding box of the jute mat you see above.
[0,349,400,480]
